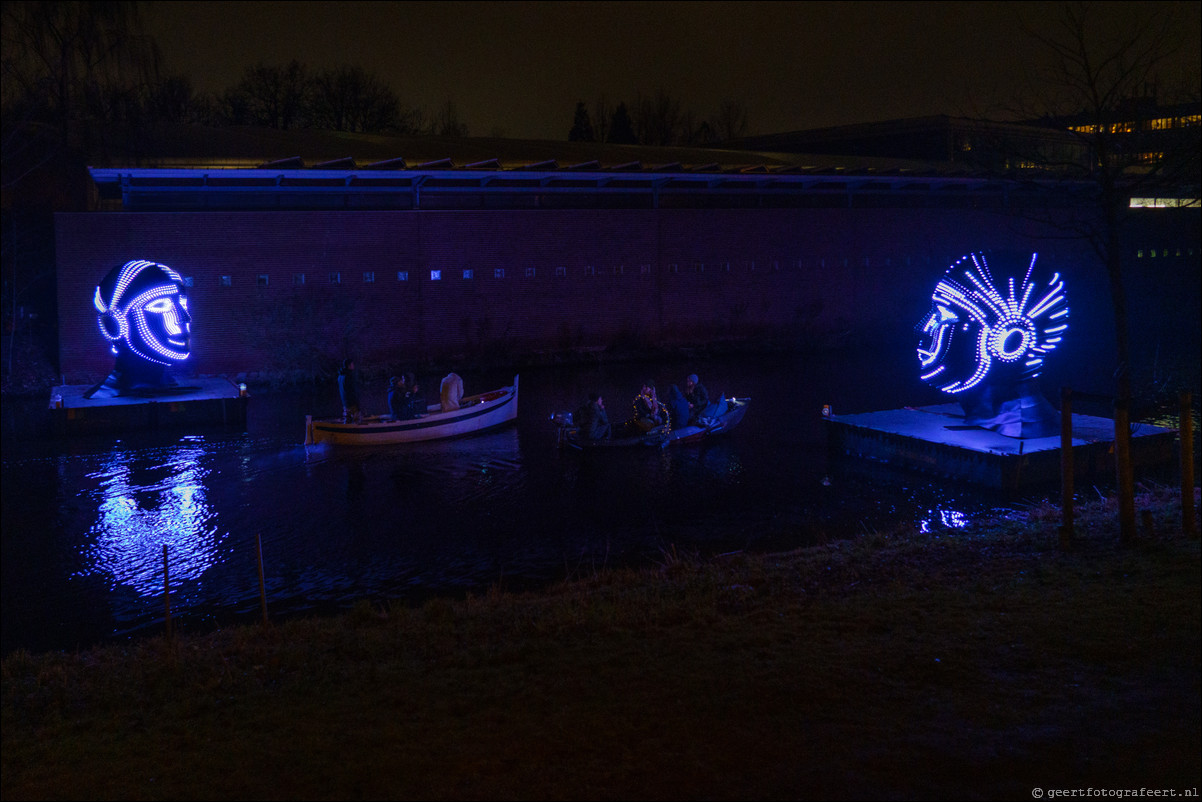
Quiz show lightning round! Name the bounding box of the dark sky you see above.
[144,1,1201,140]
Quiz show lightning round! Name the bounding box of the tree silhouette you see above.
[228,60,310,130]
[1012,1,1199,542]
[568,101,594,141]
[312,65,401,133]
[607,102,637,144]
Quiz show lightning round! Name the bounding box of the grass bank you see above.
[3,487,1199,800]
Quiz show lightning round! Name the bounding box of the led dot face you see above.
[93,260,192,367]
[916,252,1068,394]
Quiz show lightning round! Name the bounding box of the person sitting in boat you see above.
[576,392,611,441]
[684,373,709,423]
[338,358,361,423]
[388,375,414,421]
[633,381,668,432]
[404,373,425,417]
[440,371,464,412]
[665,384,692,429]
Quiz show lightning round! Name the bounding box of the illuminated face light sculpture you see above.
[917,252,1069,438]
[88,260,192,396]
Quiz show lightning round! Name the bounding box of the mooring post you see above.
[1060,386,1074,548]
[1182,391,1197,539]
[257,532,269,627]
[163,544,172,640]
[1114,399,1136,544]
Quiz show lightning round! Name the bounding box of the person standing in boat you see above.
[440,371,464,412]
[577,392,611,441]
[338,358,361,423]
[633,381,668,432]
[684,373,709,422]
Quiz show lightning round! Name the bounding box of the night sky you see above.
[144,1,1201,140]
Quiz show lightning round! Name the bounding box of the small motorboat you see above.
[554,395,749,450]
[306,376,518,446]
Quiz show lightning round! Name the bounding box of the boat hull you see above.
[306,376,518,446]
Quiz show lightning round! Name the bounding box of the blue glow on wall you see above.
[917,252,1068,395]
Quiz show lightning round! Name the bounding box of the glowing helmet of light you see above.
[93,260,192,366]
[916,252,1068,394]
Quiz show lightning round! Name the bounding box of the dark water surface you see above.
[4,351,1045,654]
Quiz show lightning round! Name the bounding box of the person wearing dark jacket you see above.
[338,358,361,423]
[577,392,611,440]
[666,384,691,429]
[388,375,410,420]
[684,373,709,422]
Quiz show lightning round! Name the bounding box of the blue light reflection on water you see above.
[78,436,223,597]
[2,352,1032,654]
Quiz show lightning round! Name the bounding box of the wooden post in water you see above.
[257,532,269,627]
[163,544,172,640]
[1114,399,1136,544]
[1182,391,1197,539]
[1060,387,1074,549]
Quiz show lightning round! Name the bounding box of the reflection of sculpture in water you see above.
[85,260,192,398]
[916,251,1069,438]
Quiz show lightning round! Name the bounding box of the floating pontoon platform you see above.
[823,403,1177,490]
[48,378,249,437]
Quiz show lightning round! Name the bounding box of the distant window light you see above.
[820,258,825,269]
[555,266,566,277]
[525,267,536,278]
[256,274,269,288]
[219,275,232,287]
[430,270,441,281]
[396,271,408,282]
[772,260,781,272]
[691,262,703,273]
[1130,197,1199,208]
[669,263,679,273]
[363,271,375,283]
[462,269,473,279]
[640,264,652,274]
[723,262,731,272]
[747,261,756,271]
[586,265,596,276]
[329,272,341,284]
[293,273,305,286]
[1137,249,1144,258]
[494,268,505,279]
[614,265,623,275]
[183,276,194,287]
[1149,250,1156,258]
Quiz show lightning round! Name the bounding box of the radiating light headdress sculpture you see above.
[916,251,1068,438]
[86,260,192,397]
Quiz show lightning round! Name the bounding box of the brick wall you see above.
[56,205,1181,384]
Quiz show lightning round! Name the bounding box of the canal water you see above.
[3,349,1066,655]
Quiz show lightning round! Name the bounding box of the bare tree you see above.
[633,89,683,146]
[1,0,161,150]
[230,60,311,130]
[1015,1,1199,541]
[434,100,468,137]
[711,99,749,142]
[592,93,611,144]
[311,65,401,133]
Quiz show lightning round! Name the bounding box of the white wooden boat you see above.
[305,376,518,446]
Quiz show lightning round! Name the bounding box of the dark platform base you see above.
[48,378,249,437]
[823,403,1177,490]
